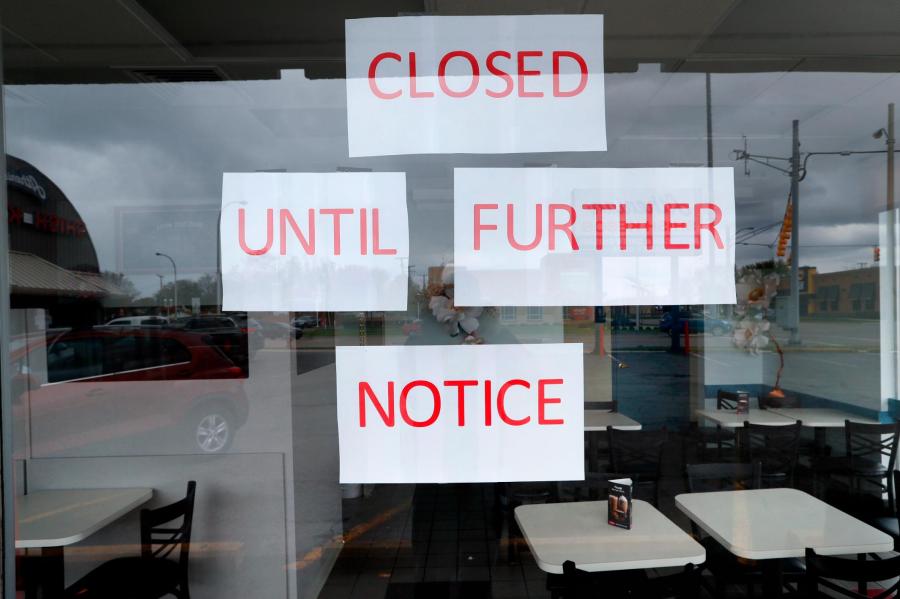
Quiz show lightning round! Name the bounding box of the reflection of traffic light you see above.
[776,200,793,257]
[874,246,880,262]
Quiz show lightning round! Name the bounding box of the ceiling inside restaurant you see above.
[3,0,900,84]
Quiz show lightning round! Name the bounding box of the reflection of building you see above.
[810,266,879,318]
[7,155,125,325]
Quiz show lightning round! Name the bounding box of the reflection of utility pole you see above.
[155,274,164,313]
[788,120,801,345]
[156,252,177,318]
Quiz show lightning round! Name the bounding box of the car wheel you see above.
[711,325,726,336]
[192,408,234,453]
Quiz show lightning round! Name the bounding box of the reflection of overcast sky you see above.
[5,66,898,296]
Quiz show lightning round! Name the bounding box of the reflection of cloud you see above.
[7,68,899,286]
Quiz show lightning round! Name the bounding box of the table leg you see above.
[39,546,64,599]
[762,558,784,597]
[587,431,598,473]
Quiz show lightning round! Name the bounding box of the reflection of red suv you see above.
[12,327,249,455]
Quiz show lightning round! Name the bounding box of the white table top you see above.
[696,408,795,428]
[515,500,705,573]
[675,488,893,560]
[766,408,880,428]
[584,411,642,431]
[16,488,153,548]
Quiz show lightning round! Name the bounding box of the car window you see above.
[47,338,104,383]
[103,335,143,374]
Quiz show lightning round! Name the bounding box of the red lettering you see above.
[359,208,368,256]
[486,50,513,98]
[400,380,441,427]
[474,204,498,250]
[321,208,353,255]
[619,204,653,250]
[548,204,579,250]
[438,50,480,98]
[538,378,565,425]
[552,51,588,97]
[279,208,315,255]
[507,204,542,250]
[694,203,724,249]
[664,204,690,250]
[238,208,274,256]
[497,379,531,426]
[517,51,543,97]
[409,52,434,98]
[444,379,478,426]
[581,204,616,250]
[484,380,493,426]
[359,381,395,427]
[368,52,402,99]
[7,207,23,225]
[372,208,397,255]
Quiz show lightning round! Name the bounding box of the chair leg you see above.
[857,553,867,595]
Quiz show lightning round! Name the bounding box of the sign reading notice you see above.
[454,168,736,306]
[345,15,606,157]
[221,172,409,312]
[336,344,584,483]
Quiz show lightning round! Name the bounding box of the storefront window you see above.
[2,3,900,599]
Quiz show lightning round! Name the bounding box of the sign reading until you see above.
[454,168,737,306]
[220,172,409,312]
[345,15,606,156]
[336,344,584,483]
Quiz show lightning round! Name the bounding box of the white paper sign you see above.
[336,343,584,483]
[221,172,409,311]
[345,15,606,157]
[454,168,736,306]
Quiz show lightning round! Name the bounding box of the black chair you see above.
[608,428,668,506]
[870,470,900,549]
[498,481,556,564]
[554,560,699,599]
[802,548,900,598]
[691,390,739,461]
[685,461,761,494]
[556,472,639,503]
[741,421,803,487]
[584,400,618,411]
[812,421,900,510]
[66,481,196,599]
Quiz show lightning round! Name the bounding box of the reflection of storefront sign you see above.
[7,169,48,201]
[345,15,606,156]
[8,206,87,237]
[336,343,583,483]
[454,168,737,306]
[220,172,409,311]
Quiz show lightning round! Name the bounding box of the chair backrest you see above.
[608,428,668,474]
[685,462,762,493]
[804,548,900,598]
[584,400,618,412]
[562,559,697,599]
[845,421,900,473]
[557,472,639,502]
[741,422,802,486]
[140,481,196,578]
[716,390,739,410]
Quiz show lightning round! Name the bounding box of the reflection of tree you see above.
[153,273,218,308]
[101,271,139,301]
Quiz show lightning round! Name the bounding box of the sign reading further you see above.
[221,172,408,312]
[345,15,606,157]
[454,168,736,306]
[336,344,584,483]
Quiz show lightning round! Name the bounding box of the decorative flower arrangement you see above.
[425,264,486,344]
[732,260,788,397]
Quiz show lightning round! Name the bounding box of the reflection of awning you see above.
[9,251,105,297]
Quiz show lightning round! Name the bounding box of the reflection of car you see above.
[659,311,733,336]
[169,315,255,371]
[12,327,248,454]
[104,316,169,327]
[222,313,266,354]
[256,320,303,340]
[292,315,318,329]
[610,314,636,328]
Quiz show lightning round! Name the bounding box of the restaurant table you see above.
[584,410,641,472]
[515,499,706,574]
[766,408,880,454]
[676,487,893,595]
[695,408,795,428]
[17,488,154,599]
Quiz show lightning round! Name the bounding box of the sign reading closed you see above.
[454,167,737,306]
[336,344,584,483]
[345,15,606,156]
[220,172,409,311]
